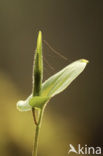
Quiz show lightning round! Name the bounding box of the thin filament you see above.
[43,56,55,71]
[43,40,68,61]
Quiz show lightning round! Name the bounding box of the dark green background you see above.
[0,0,102,155]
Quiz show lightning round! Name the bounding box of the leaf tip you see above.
[80,59,89,64]
[37,30,42,50]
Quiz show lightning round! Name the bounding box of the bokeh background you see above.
[0,0,103,156]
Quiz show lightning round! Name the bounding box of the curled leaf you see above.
[17,95,32,111]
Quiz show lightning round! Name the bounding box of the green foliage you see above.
[17,31,88,111]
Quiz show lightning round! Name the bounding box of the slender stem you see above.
[32,108,44,156]
[32,108,38,125]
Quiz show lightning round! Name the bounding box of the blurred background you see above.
[0,0,103,155]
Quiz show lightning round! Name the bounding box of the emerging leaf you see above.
[33,31,43,96]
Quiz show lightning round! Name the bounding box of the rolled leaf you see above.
[33,31,43,96]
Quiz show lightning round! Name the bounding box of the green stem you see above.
[32,108,44,156]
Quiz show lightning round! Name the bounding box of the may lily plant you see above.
[17,31,88,156]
